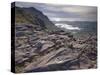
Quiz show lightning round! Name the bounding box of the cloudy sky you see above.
[16,2,97,22]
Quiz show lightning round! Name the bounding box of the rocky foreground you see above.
[15,23,97,73]
[13,6,97,73]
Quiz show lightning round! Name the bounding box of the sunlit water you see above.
[55,23,81,31]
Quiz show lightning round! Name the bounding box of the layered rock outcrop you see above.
[13,7,97,73]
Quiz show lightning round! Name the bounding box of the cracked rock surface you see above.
[13,6,97,73]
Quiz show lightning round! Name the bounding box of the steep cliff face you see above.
[15,7,58,31]
[13,7,97,73]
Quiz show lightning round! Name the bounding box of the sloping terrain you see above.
[15,7,59,31]
[13,6,97,73]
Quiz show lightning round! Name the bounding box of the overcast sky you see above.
[16,2,97,21]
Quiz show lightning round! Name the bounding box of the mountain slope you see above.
[15,7,58,31]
